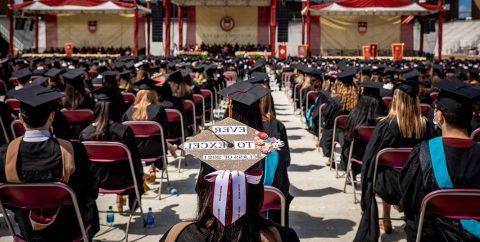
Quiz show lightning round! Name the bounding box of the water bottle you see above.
[168,187,179,196]
[146,207,155,228]
[106,206,114,226]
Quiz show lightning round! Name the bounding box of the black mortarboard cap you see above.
[403,69,420,82]
[192,65,205,72]
[134,78,156,90]
[32,68,46,76]
[360,82,382,97]
[12,68,32,82]
[218,81,271,106]
[397,79,419,97]
[248,62,265,74]
[8,85,63,113]
[62,69,85,81]
[337,68,357,83]
[167,70,183,83]
[26,76,49,87]
[249,72,269,84]
[119,70,132,80]
[44,68,63,78]
[435,79,480,113]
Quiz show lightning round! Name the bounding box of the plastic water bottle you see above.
[106,206,114,226]
[146,207,155,228]
[168,187,179,196]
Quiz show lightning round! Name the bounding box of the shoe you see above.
[116,196,125,215]
[168,144,178,159]
[394,205,404,213]
[379,219,393,234]
[143,182,151,192]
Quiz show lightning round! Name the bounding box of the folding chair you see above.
[329,115,349,178]
[430,92,439,102]
[471,128,480,142]
[0,182,89,242]
[373,148,413,222]
[10,120,25,138]
[200,89,214,124]
[183,100,197,135]
[420,103,431,117]
[193,94,206,127]
[298,87,308,116]
[122,92,136,106]
[88,71,99,79]
[9,77,19,87]
[261,186,286,226]
[61,109,94,139]
[382,97,393,107]
[293,84,302,112]
[82,141,145,241]
[223,71,237,87]
[416,189,480,242]
[165,109,186,172]
[5,99,21,116]
[122,121,170,199]
[317,103,327,150]
[344,126,376,203]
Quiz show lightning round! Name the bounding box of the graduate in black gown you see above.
[0,85,99,241]
[400,80,480,242]
[160,82,299,242]
[259,89,293,226]
[80,93,145,214]
[320,68,359,158]
[355,74,433,242]
[156,81,186,142]
[310,76,333,136]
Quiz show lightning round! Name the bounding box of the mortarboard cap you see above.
[167,70,183,83]
[12,68,32,83]
[249,72,269,84]
[360,82,383,97]
[119,70,132,80]
[218,81,271,106]
[44,68,63,78]
[337,68,357,83]
[435,79,480,114]
[134,78,156,90]
[62,69,85,81]
[26,76,49,87]
[397,79,419,97]
[402,69,420,82]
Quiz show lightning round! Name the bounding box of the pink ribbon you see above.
[204,169,263,226]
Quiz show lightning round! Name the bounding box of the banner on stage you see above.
[362,45,371,59]
[65,42,73,57]
[392,43,404,61]
[278,44,287,59]
[370,43,378,58]
[298,45,308,58]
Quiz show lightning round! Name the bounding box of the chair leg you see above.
[343,159,351,193]
[351,167,358,204]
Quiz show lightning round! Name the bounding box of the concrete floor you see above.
[0,90,407,242]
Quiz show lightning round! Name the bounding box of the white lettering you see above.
[211,126,248,135]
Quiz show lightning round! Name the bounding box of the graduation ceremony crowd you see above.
[0,53,479,242]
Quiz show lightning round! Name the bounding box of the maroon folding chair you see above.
[471,128,480,142]
[329,115,349,178]
[88,71,98,79]
[223,71,237,87]
[122,121,170,198]
[261,186,286,226]
[193,94,206,127]
[165,109,186,172]
[0,182,89,242]
[420,103,431,116]
[10,120,25,138]
[183,100,197,135]
[9,77,19,86]
[121,92,136,106]
[61,109,94,124]
[92,83,102,90]
[430,92,439,102]
[416,189,480,242]
[82,141,145,241]
[5,99,21,116]
[344,126,376,203]
[382,97,393,107]
[200,89,214,124]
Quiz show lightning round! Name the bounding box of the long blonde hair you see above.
[385,89,426,139]
[332,81,359,112]
[132,90,159,121]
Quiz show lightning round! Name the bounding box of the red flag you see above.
[278,44,287,59]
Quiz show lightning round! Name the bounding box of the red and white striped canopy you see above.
[11,0,150,14]
[303,0,441,16]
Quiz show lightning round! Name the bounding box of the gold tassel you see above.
[228,100,233,118]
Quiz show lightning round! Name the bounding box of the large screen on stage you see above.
[196,6,258,45]
[320,16,401,54]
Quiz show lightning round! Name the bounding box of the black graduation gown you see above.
[354,118,433,242]
[159,222,300,242]
[400,138,480,242]
[310,90,331,135]
[0,139,99,241]
[79,123,144,196]
[319,97,347,157]
[123,104,168,168]
[263,119,293,226]
[0,101,14,146]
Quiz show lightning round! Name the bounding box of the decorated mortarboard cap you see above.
[13,68,32,81]
[435,79,480,112]
[249,72,269,84]
[134,78,156,90]
[218,81,271,106]
[44,68,63,78]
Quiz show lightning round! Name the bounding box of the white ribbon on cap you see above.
[204,170,262,226]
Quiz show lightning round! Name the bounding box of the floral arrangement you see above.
[254,131,285,157]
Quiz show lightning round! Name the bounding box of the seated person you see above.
[80,93,145,214]
[0,85,99,241]
[400,80,480,242]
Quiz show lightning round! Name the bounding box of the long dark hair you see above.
[63,81,87,110]
[92,100,120,140]
[344,95,385,139]
[228,100,264,132]
[195,164,272,241]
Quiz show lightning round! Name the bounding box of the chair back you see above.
[376,148,413,169]
[471,128,480,142]
[416,189,480,242]
[165,109,186,143]
[0,182,88,242]
[430,92,439,101]
[5,99,21,112]
[223,71,237,86]
[9,77,19,86]
[420,103,431,116]
[354,126,376,142]
[335,115,349,129]
[123,121,163,139]
[11,120,25,138]
[261,186,286,226]
[122,92,136,105]
[382,97,393,107]
[61,109,94,124]
[82,141,130,164]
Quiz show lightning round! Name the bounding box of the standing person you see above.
[80,93,145,214]
[259,89,293,226]
[355,74,432,242]
[0,86,99,241]
[400,80,480,242]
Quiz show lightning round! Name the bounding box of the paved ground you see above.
[0,90,407,242]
